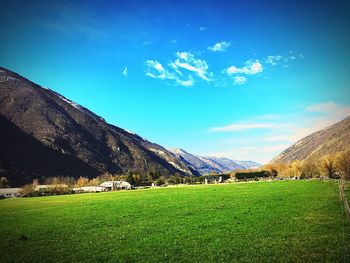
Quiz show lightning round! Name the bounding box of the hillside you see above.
[169,148,261,174]
[270,116,350,163]
[0,67,198,186]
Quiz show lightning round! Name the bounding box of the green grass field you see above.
[1,180,350,262]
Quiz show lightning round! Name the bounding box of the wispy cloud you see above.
[208,41,231,52]
[173,52,211,81]
[224,60,263,85]
[265,55,283,66]
[226,60,263,75]
[122,67,128,77]
[42,2,106,40]
[145,49,303,87]
[208,102,350,162]
[201,102,349,163]
[142,41,151,45]
[199,26,206,31]
[306,101,350,117]
[234,76,247,85]
[210,123,275,132]
[145,60,175,80]
[264,53,303,66]
[145,51,211,86]
[176,79,194,87]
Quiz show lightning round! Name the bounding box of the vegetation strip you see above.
[339,180,350,223]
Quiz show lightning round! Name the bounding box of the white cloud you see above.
[177,79,194,87]
[265,55,283,66]
[265,54,303,66]
[306,101,350,117]
[205,102,349,163]
[144,60,174,80]
[208,41,231,52]
[145,52,211,86]
[199,26,206,31]
[226,60,263,76]
[122,67,128,77]
[173,52,211,81]
[234,76,247,85]
[210,123,275,132]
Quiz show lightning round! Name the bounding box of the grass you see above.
[346,181,350,204]
[1,180,350,262]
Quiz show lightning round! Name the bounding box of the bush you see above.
[235,171,270,180]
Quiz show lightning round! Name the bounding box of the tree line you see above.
[263,149,350,180]
[2,149,349,197]
[13,171,206,196]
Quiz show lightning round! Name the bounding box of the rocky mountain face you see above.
[270,116,350,163]
[169,148,261,174]
[0,67,199,186]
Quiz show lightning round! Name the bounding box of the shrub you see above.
[235,171,270,180]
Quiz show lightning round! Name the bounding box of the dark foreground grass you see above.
[1,180,349,262]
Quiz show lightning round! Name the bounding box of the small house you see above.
[99,181,131,190]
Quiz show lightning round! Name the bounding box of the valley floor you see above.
[1,180,349,262]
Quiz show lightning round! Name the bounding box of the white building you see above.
[73,186,107,193]
[73,181,131,193]
[0,188,22,198]
[204,176,223,184]
[34,184,69,191]
[99,181,131,190]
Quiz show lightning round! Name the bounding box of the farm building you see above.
[73,186,107,193]
[99,181,131,190]
[34,184,69,192]
[204,176,223,184]
[0,188,22,198]
[73,181,131,193]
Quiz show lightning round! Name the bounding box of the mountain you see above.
[169,148,261,174]
[169,148,222,174]
[233,160,261,169]
[270,116,350,163]
[0,67,199,186]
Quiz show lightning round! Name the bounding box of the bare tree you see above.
[319,154,337,178]
[336,150,350,180]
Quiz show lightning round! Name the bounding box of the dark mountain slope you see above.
[270,116,350,163]
[0,67,197,186]
[0,115,101,185]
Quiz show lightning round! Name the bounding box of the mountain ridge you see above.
[270,116,350,163]
[0,67,199,186]
[169,148,261,174]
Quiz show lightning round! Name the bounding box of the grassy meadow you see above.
[1,180,350,262]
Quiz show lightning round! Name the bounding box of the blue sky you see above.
[1,0,350,163]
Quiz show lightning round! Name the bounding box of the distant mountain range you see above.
[169,148,261,174]
[0,67,202,186]
[270,116,350,163]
